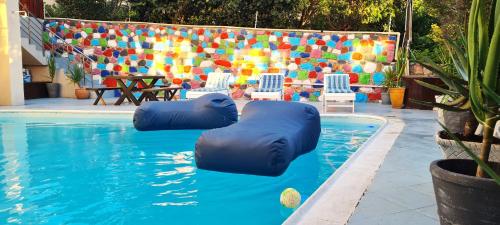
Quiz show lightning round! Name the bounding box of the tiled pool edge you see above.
[283,115,404,225]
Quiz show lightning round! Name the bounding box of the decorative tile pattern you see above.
[44,19,399,101]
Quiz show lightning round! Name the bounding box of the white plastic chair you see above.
[185,72,231,99]
[250,73,284,101]
[323,74,355,112]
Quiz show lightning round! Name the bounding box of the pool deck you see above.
[346,103,440,225]
[0,98,441,225]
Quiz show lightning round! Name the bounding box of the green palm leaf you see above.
[413,80,460,96]
[416,59,468,96]
[411,99,469,112]
[444,39,468,81]
[482,84,500,105]
[483,14,500,96]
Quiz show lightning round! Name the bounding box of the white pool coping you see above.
[0,109,403,225]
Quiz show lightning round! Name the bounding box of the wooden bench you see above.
[86,87,122,105]
[141,86,182,101]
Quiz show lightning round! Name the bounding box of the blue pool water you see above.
[0,113,382,225]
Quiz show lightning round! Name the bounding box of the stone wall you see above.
[44,18,399,101]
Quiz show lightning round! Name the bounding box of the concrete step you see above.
[21,37,46,66]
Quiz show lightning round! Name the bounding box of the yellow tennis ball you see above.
[280,188,301,208]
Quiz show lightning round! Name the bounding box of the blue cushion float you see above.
[195,101,321,176]
[133,93,238,131]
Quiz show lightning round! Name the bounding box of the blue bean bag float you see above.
[195,101,321,176]
[133,93,238,131]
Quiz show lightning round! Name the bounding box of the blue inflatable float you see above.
[195,101,321,176]
[133,93,238,131]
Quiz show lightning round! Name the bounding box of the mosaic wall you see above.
[43,19,399,101]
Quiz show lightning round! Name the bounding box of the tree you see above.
[127,0,300,28]
[304,0,397,31]
[423,0,472,38]
[45,0,129,21]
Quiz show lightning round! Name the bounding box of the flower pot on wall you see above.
[435,131,500,163]
[430,159,500,225]
[46,83,61,98]
[75,88,90,99]
[389,87,405,108]
[381,92,391,105]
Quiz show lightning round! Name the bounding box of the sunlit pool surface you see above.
[0,113,382,225]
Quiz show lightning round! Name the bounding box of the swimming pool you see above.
[0,112,383,225]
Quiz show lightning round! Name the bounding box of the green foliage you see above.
[423,0,471,37]
[66,64,86,88]
[45,0,129,20]
[382,48,407,89]
[407,0,440,51]
[413,47,455,75]
[394,48,408,87]
[409,0,469,65]
[382,67,398,89]
[309,0,396,31]
[411,34,472,115]
[467,0,499,126]
[412,24,458,75]
[47,54,56,82]
[127,0,299,28]
[45,0,404,32]
[421,0,500,179]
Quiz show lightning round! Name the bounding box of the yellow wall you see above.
[25,65,50,82]
[54,68,77,98]
[0,0,24,105]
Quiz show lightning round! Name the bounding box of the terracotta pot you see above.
[430,159,500,225]
[389,87,405,109]
[75,88,90,99]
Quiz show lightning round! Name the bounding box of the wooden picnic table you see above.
[142,86,182,101]
[108,75,165,106]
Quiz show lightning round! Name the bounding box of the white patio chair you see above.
[185,72,231,99]
[323,74,355,113]
[250,73,284,101]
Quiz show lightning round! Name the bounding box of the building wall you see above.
[44,19,399,101]
[0,0,25,105]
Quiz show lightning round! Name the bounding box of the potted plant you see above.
[380,67,396,105]
[388,48,407,108]
[46,53,61,98]
[410,37,498,161]
[66,63,90,99]
[429,0,500,224]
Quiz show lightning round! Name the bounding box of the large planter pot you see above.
[389,87,405,109]
[430,159,500,225]
[75,88,90,99]
[435,131,500,163]
[437,109,472,134]
[46,83,61,98]
[381,92,391,105]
